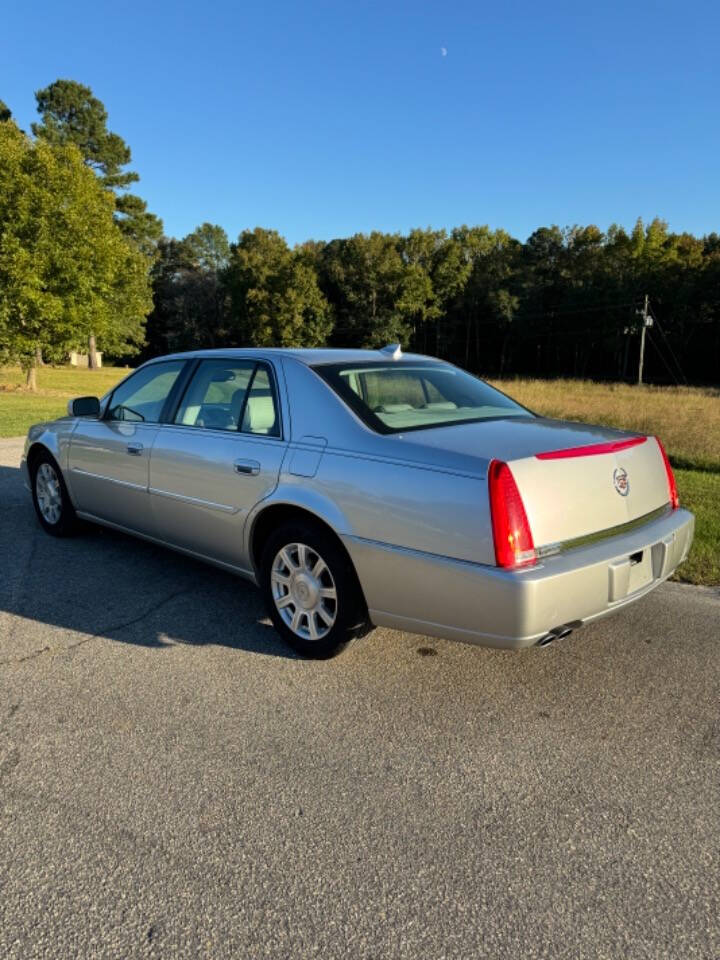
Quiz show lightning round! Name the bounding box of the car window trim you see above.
[312,360,534,435]
[158,356,284,440]
[236,363,259,434]
[161,359,199,424]
[103,359,192,424]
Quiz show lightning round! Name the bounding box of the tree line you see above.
[2,82,719,387]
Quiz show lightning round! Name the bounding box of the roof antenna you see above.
[380,343,403,360]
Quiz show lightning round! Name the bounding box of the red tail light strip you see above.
[655,436,679,509]
[535,436,647,460]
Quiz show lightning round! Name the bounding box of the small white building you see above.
[69,351,103,368]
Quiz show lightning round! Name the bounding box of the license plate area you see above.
[608,549,654,602]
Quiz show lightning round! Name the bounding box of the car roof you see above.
[147,347,437,367]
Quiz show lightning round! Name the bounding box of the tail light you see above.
[488,460,536,568]
[655,437,679,509]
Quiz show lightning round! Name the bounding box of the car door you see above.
[148,358,287,571]
[68,360,189,533]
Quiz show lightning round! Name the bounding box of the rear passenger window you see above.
[173,359,280,436]
[241,366,280,437]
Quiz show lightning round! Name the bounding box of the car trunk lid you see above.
[506,434,672,549]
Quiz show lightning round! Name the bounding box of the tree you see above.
[0,122,152,388]
[319,232,414,348]
[0,100,11,123]
[185,222,231,272]
[442,227,521,370]
[114,193,164,256]
[144,225,231,357]
[33,79,161,363]
[32,80,137,188]
[226,228,332,347]
[398,229,445,351]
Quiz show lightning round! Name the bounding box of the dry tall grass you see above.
[2,365,719,470]
[490,379,720,471]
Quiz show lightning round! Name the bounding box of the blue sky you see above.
[3,0,718,245]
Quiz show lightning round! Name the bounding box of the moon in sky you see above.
[441,47,447,57]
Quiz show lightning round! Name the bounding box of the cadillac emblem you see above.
[613,466,629,497]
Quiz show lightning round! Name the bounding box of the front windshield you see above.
[314,361,531,433]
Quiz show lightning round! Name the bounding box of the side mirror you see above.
[68,396,101,418]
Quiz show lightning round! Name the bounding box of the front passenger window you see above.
[108,361,185,423]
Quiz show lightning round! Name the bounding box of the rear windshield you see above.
[313,361,531,433]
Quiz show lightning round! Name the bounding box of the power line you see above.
[638,293,650,384]
[648,302,688,385]
[514,300,638,321]
[330,299,639,332]
[646,328,680,385]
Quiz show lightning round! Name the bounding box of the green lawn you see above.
[0,365,128,436]
[672,470,720,586]
[2,365,717,586]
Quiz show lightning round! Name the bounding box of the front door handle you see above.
[234,459,260,476]
[127,442,143,455]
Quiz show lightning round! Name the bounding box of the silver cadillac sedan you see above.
[23,346,694,657]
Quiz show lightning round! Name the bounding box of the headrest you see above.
[242,394,276,434]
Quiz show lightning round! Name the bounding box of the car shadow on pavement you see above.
[0,463,297,659]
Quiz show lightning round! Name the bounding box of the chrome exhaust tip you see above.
[536,624,575,647]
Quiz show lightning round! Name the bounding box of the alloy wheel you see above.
[35,462,62,525]
[270,542,338,641]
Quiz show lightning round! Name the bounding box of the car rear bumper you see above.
[345,507,695,649]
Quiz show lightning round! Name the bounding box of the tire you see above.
[30,451,78,537]
[260,519,369,658]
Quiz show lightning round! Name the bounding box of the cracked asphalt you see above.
[1,436,719,959]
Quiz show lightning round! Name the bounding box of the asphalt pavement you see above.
[1,436,719,959]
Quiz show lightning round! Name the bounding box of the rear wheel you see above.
[260,520,368,658]
[31,452,77,537]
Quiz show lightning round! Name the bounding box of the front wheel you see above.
[260,520,369,658]
[31,452,78,537]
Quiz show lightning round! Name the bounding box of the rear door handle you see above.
[234,459,260,476]
[127,442,143,455]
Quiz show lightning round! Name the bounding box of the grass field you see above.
[489,378,720,473]
[1,366,718,585]
[0,365,128,437]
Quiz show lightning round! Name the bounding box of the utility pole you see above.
[637,294,653,385]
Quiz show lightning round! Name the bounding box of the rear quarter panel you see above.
[276,356,495,565]
[305,450,495,564]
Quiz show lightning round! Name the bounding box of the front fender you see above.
[24,420,77,496]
